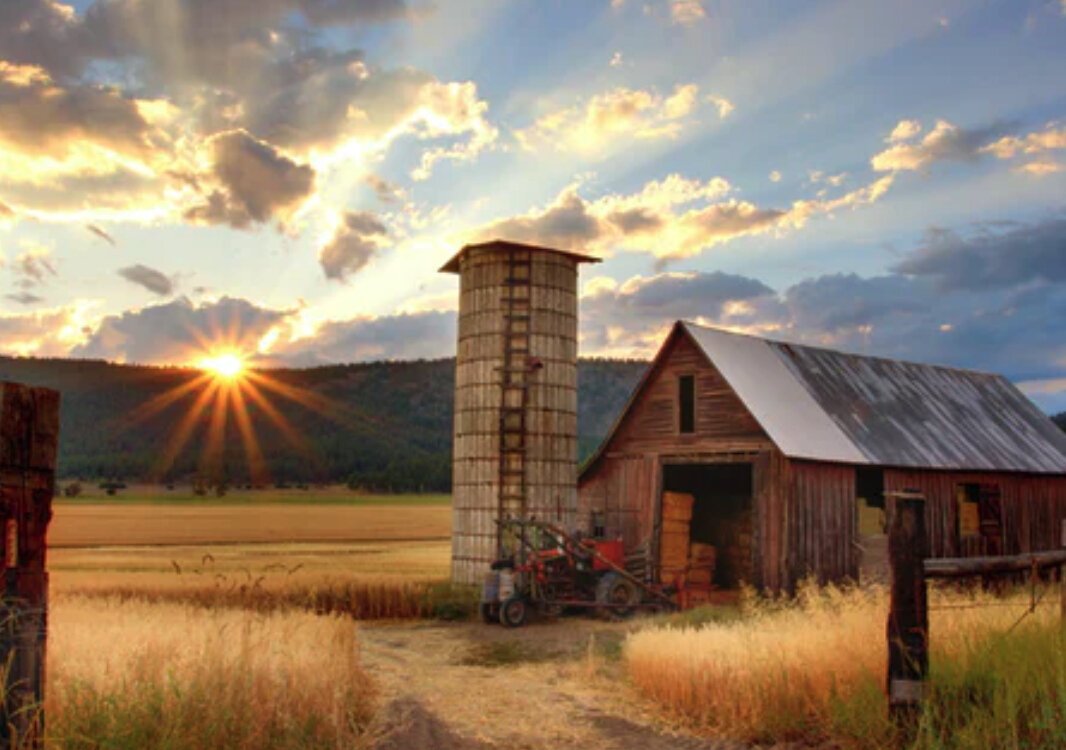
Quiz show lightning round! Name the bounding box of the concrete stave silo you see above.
[441,240,599,585]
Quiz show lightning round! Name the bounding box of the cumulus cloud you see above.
[0,303,91,357]
[73,296,294,364]
[469,171,893,261]
[871,119,1014,172]
[887,120,922,142]
[892,218,1066,291]
[769,171,782,182]
[516,84,705,152]
[118,264,175,296]
[870,118,1066,175]
[365,174,404,203]
[318,211,388,281]
[270,310,456,365]
[670,0,707,25]
[706,95,735,119]
[183,130,316,230]
[0,0,496,223]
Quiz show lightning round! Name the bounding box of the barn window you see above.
[957,483,1003,555]
[678,374,696,434]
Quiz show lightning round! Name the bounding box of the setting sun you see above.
[199,353,245,379]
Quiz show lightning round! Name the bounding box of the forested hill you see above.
[1055,412,1066,432]
[0,356,648,490]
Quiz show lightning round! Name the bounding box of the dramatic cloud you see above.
[0,303,92,357]
[183,131,316,230]
[516,84,705,152]
[73,296,294,364]
[86,224,116,246]
[469,171,893,261]
[0,1,495,222]
[318,211,389,281]
[118,264,175,296]
[982,123,1066,161]
[893,218,1066,291]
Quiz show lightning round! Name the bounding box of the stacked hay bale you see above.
[660,491,693,583]
[688,542,717,587]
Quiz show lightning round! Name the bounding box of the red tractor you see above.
[480,518,675,627]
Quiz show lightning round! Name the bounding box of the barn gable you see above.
[581,323,772,481]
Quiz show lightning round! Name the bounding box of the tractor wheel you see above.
[498,596,528,628]
[595,572,640,620]
[480,602,499,624]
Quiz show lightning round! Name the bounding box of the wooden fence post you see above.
[886,490,929,723]
[0,383,60,748]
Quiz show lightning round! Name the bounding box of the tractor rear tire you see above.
[596,572,640,620]
[499,596,528,628]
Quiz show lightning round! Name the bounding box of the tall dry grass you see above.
[626,581,1066,749]
[45,595,378,750]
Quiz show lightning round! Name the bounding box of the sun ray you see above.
[155,379,221,477]
[229,383,269,485]
[121,372,214,428]
[243,371,382,434]
[200,379,231,479]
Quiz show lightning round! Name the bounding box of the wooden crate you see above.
[662,491,694,521]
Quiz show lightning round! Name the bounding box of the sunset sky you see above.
[2,0,1065,411]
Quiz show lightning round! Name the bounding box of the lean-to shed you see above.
[578,321,1066,592]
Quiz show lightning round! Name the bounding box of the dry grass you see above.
[48,541,475,620]
[49,503,451,547]
[626,581,1066,748]
[45,595,378,749]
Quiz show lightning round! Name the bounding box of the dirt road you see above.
[361,617,740,750]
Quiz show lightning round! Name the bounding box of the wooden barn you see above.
[578,321,1066,593]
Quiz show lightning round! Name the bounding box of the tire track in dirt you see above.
[361,619,741,750]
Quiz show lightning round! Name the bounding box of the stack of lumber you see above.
[687,542,717,586]
[660,491,694,583]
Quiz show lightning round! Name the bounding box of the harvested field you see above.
[50,502,451,547]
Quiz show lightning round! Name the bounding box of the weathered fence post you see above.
[886,490,928,724]
[0,383,60,748]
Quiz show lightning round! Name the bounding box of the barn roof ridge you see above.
[579,321,1066,481]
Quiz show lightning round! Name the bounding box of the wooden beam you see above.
[886,492,928,724]
[924,549,1066,579]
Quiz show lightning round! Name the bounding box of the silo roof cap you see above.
[439,239,602,274]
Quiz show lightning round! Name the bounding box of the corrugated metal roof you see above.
[683,322,1066,474]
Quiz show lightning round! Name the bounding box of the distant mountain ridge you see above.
[0,356,648,490]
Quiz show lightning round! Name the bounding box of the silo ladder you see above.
[497,248,532,526]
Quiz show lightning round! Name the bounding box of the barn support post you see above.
[0,383,60,748]
[886,490,929,725]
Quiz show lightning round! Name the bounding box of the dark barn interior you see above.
[663,463,753,589]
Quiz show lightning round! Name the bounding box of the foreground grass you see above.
[626,582,1066,749]
[45,596,377,749]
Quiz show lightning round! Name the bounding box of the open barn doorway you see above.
[661,463,754,589]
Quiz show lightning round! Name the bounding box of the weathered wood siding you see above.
[606,333,771,455]
[784,460,858,588]
[884,469,1066,559]
[579,330,780,583]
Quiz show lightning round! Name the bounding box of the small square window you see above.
[678,374,695,434]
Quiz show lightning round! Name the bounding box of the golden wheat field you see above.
[50,500,451,547]
[46,595,378,749]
